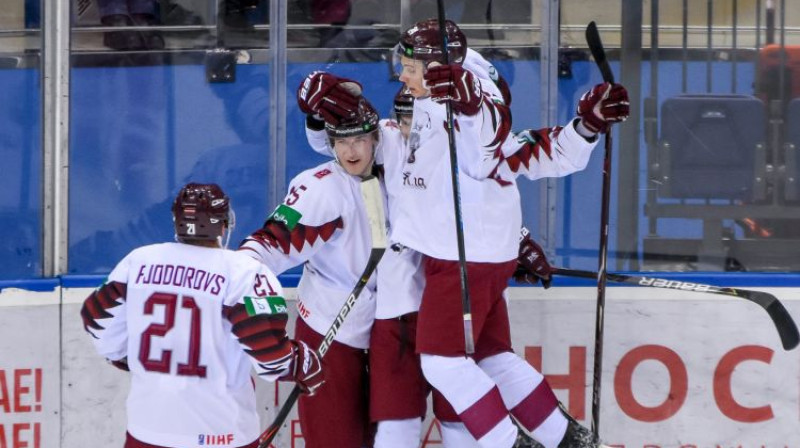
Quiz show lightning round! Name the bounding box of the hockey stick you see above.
[585,20,614,437]
[436,0,475,355]
[553,267,800,351]
[258,176,387,448]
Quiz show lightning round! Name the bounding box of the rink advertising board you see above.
[0,287,59,448]
[1,283,798,447]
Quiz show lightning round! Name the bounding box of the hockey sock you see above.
[420,354,517,448]
[374,418,423,448]
[478,352,567,448]
[439,421,481,448]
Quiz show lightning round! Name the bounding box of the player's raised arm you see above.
[491,83,630,182]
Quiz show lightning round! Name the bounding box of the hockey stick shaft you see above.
[553,267,800,351]
[258,177,387,448]
[258,249,384,448]
[436,0,475,355]
[586,20,615,437]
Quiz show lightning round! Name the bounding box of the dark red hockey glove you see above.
[576,82,630,134]
[287,340,325,395]
[424,64,483,116]
[297,71,363,125]
[514,227,553,289]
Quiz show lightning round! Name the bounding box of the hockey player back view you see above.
[81,182,324,448]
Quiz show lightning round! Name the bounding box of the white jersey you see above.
[240,161,378,349]
[82,243,291,448]
[385,83,519,262]
[375,245,425,319]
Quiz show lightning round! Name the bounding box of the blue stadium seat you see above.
[784,98,800,202]
[656,94,766,201]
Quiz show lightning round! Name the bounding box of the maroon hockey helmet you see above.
[393,85,414,117]
[172,183,233,244]
[397,18,467,65]
[325,96,380,139]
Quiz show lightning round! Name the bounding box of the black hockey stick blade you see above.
[553,268,800,351]
[586,21,615,84]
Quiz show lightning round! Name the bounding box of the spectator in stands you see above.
[97,0,164,50]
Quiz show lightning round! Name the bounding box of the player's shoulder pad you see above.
[378,119,405,147]
[292,162,349,199]
[274,161,347,226]
[226,248,264,272]
[380,118,401,131]
[295,160,342,184]
[128,242,173,260]
[241,260,287,316]
[225,251,287,316]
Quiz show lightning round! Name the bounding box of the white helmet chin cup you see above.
[222,206,236,249]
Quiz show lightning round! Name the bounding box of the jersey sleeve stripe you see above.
[245,340,293,361]
[240,330,290,352]
[244,217,344,255]
[80,281,127,335]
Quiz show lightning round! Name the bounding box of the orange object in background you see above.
[756,44,800,102]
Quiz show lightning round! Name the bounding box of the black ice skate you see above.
[556,404,609,448]
[513,427,544,448]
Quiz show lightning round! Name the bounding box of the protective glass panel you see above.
[68,0,271,273]
[0,0,42,279]
[638,0,800,272]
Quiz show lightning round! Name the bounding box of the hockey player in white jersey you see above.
[81,182,324,448]
[388,19,627,448]
[239,95,384,448]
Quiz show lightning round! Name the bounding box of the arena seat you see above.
[653,94,767,202]
[783,98,800,202]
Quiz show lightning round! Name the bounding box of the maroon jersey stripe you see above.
[246,340,293,362]
[503,126,563,173]
[225,303,250,325]
[80,281,127,333]
[240,330,289,351]
[231,313,288,339]
[249,217,344,255]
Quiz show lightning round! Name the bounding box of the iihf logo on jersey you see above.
[407,131,420,163]
[407,111,431,163]
[198,433,235,445]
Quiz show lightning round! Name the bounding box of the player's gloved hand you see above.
[424,64,483,115]
[108,357,129,371]
[287,340,325,395]
[576,82,630,134]
[297,71,363,125]
[513,227,553,288]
